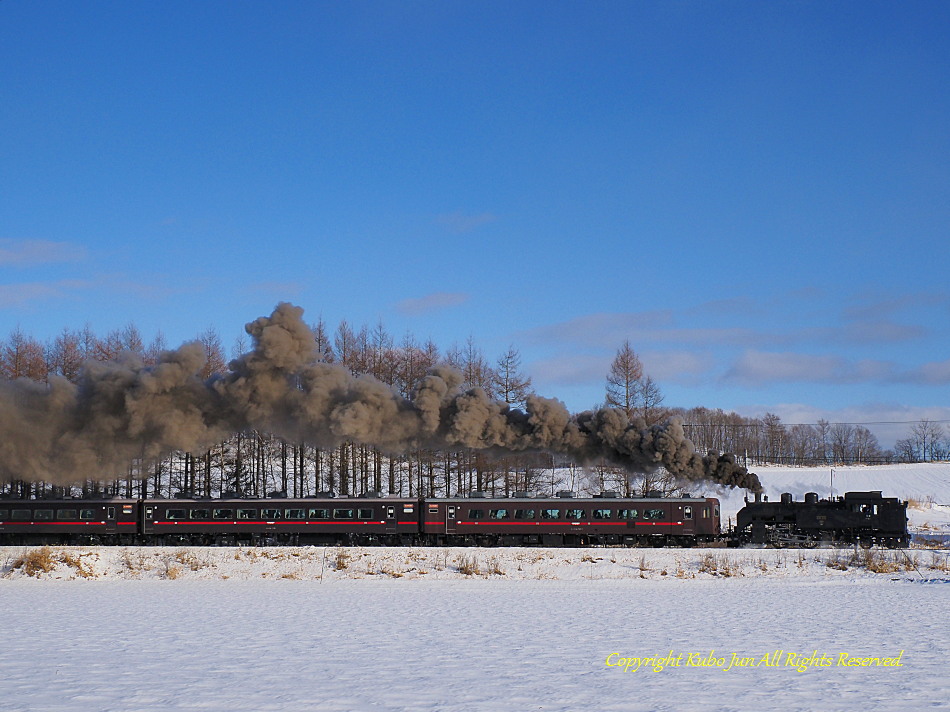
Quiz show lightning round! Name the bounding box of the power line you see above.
[682,419,950,427]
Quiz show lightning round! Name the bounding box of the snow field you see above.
[1,578,946,712]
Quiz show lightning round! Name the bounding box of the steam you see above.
[0,303,762,492]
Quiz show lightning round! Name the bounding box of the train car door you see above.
[143,505,155,535]
[385,505,397,534]
[446,505,457,534]
[105,505,117,534]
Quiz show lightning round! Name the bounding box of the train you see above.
[0,488,909,548]
[735,490,908,548]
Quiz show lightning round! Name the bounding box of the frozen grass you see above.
[4,545,949,582]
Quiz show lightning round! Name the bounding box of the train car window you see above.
[468,509,485,520]
[564,509,584,520]
[541,509,560,520]
[237,509,258,520]
[618,509,638,520]
[644,509,665,520]
[714,506,720,517]
[56,509,78,520]
[308,509,329,519]
[11,509,31,520]
[34,509,53,520]
[489,509,509,520]
[333,509,354,520]
[0,509,7,520]
[702,507,709,518]
[592,509,611,520]
[513,509,536,520]
[684,506,692,520]
[166,509,187,520]
[284,509,305,520]
[190,509,211,520]
[213,509,234,520]
[261,508,282,520]
[357,508,373,519]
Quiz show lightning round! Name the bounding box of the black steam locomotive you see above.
[735,490,908,548]
[0,488,910,548]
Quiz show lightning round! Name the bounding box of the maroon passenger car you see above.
[0,496,139,545]
[422,492,721,546]
[142,494,420,545]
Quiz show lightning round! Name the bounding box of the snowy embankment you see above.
[4,544,949,582]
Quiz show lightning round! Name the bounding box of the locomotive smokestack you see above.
[0,303,762,492]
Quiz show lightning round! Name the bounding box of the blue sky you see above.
[2,1,948,447]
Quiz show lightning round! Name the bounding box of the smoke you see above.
[0,303,761,492]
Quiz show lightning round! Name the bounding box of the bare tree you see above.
[605,340,643,420]
[397,332,437,397]
[78,323,98,361]
[334,320,359,373]
[231,334,248,361]
[457,335,495,395]
[894,437,917,463]
[852,426,881,464]
[1,328,29,379]
[121,322,144,354]
[197,327,227,379]
[94,329,124,362]
[761,413,787,462]
[830,423,855,463]
[49,328,84,382]
[2,328,48,381]
[144,331,168,367]
[310,317,334,363]
[911,419,945,462]
[638,375,668,426]
[493,346,532,407]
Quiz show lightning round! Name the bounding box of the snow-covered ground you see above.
[2,463,949,712]
[1,577,947,712]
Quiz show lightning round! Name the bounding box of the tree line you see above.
[598,339,947,466]
[1,322,945,499]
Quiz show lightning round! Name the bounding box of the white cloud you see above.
[733,402,950,449]
[0,239,86,266]
[641,350,714,383]
[0,279,92,308]
[395,292,470,316]
[723,350,897,386]
[904,358,950,384]
[529,354,610,386]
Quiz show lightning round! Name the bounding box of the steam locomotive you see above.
[0,488,909,548]
[735,490,908,548]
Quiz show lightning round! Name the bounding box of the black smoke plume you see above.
[0,303,762,492]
